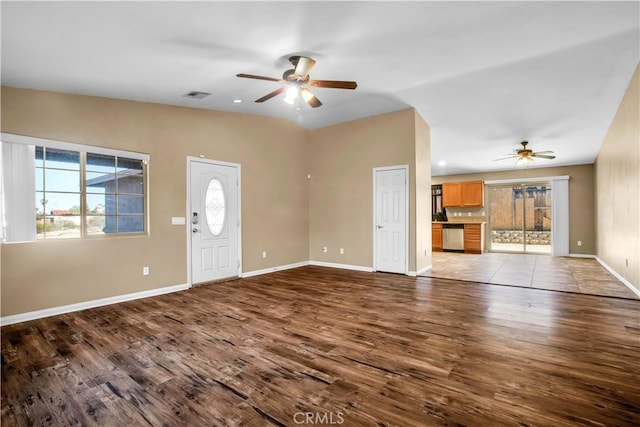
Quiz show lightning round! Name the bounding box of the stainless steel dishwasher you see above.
[443,224,465,251]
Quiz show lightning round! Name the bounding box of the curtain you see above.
[2,141,36,242]
[551,177,569,256]
[0,144,3,242]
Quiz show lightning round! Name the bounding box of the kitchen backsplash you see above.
[433,205,487,223]
[445,206,486,218]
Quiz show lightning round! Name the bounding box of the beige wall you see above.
[1,87,309,316]
[433,164,595,255]
[414,111,432,272]
[308,108,430,272]
[595,64,639,291]
[1,88,430,318]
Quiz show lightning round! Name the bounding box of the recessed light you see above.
[232,99,242,103]
[438,160,446,166]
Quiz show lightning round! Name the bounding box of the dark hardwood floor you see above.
[2,266,639,426]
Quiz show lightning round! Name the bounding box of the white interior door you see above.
[374,167,407,274]
[189,159,240,284]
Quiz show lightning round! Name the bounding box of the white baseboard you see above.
[416,264,433,276]
[0,283,190,327]
[242,261,309,278]
[569,253,596,258]
[310,261,428,276]
[595,256,640,298]
[309,261,374,273]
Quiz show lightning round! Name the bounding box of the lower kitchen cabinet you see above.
[464,223,484,254]
[432,223,443,251]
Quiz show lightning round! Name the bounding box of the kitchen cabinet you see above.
[461,181,484,207]
[442,183,461,207]
[432,223,443,251]
[442,180,484,207]
[464,223,484,254]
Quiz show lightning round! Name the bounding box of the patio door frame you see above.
[485,176,569,256]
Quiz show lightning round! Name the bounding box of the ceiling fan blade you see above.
[237,73,283,83]
[493,155,519,161]
[531,153,556,159]
[301,88,322,108]
[255,87,286,103]
[292,56,316,79]
[532,150,554,155]
[308,80,358,90]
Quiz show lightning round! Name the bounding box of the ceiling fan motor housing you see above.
[517,141,531,155]
[283,69,308,83]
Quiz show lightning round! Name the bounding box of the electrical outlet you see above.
[143,266,149,276]
[340,248,344,255]
[577,240,582,247]
[322,246,327,253]
[262,251,267,258]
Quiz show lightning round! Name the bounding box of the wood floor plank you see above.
[2,266,639,426]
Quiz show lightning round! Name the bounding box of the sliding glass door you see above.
[488,183,552,254]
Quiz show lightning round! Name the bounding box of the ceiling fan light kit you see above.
[516,156,533,165]
[283,86,299,104]
[236,56,357,109]
[494,141,556,166]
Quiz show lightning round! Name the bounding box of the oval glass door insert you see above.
[205,178,226,236]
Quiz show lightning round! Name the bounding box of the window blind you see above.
[2,142,36,242]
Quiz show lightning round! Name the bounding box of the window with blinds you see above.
[1,133,149,242]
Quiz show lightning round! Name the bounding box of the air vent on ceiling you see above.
[182,91,210,99]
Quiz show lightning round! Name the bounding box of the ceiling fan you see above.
[236,56,357,108]
[494,141,556,165]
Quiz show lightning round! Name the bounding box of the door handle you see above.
[192,212,199,225]
[192,227,198,233]
[377,225,384,229]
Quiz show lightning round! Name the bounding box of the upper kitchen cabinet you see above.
[442,180,484,207]
[461,180,484,207]
[442,182,462,207]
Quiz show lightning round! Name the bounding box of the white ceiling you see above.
[2,1,638,176]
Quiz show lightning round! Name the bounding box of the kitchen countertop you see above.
[432,220,487,224]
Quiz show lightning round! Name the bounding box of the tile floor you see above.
[422,252,638,299]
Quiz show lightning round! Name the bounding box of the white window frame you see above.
[1,132,150,242]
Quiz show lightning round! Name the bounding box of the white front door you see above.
[189,159,240,284]
[374,166,407,274]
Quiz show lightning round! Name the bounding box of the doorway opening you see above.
[488,183,552,254]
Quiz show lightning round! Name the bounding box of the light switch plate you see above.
[172,217,186,225]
